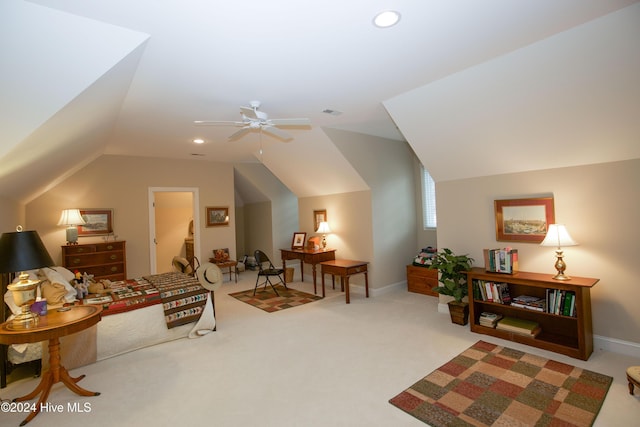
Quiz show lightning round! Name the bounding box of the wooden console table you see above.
[0,305,102,426]
[209,258,238,283]
[280,248,336,294]
[320,260,369,304]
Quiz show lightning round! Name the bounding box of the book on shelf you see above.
[511,295,546,311]
[496,317,541,337]
[483,248,519,274]
[473,280,511,304]
[479,311,503,328]
[546,289,576,316]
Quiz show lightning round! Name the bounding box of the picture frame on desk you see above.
[79,209,113,236]
[291,232,306,249]
[494,197,554,243]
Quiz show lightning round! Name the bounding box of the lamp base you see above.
[66,226,79,245]
[552,249,571,281]
[552,272,571,281]
[7,307,39,330]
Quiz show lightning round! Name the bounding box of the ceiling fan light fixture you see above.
[373,10,401,28]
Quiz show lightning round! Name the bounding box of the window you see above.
[422,165,437,228]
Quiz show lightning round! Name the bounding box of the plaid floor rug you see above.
[228,287,322,313]
[389,340,613,427]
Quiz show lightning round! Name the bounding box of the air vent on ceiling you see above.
[322,109,342,116]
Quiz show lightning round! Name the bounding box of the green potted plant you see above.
[428,248,474,325]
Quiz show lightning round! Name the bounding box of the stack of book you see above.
[479,312,503,328]
[496,317,541,337]
[511,295,546,312]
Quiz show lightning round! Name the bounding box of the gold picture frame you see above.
[313,209,327,232]
[206,207,229,227]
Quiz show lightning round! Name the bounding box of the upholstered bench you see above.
[627,366,640,395]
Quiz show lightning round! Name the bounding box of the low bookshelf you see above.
[466,267,599,360]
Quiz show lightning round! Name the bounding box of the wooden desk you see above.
[209,258,238,283]
[0,305,102,426]
[320,260,369,304]
[280,248,336,294]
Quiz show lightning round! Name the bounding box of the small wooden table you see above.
[280,248,336,294]
[320,260,369,304]
[0,305,102,426]
[209,259,238,283]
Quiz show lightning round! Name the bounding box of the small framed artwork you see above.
[495,197,555,243]
[78,209,113,236]
[291,232,307,249]
[313,209,327,232]
[206,207,229,227]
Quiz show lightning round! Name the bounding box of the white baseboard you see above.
[594,335,640,358]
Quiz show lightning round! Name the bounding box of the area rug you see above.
[389,340,612,427]
[228,287,322,313]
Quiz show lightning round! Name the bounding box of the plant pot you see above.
[447,301,469,325]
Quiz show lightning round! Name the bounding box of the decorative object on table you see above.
[229,287,322,313]
[212,247,231,261]
[428,248,474,325]
[0,226,55,329]
[307,236,321,250]
[483,248,518,273]
[57,208,86,244]
[494,197,555,243]
[313,209,327,232]
[540,224,578,280]
[389,340,613,427]
[315,221,331,249]
[205,206,229,227]
[78,208,113,236]
[291,232,306,249]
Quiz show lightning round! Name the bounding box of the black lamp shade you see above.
[0,230,55,273]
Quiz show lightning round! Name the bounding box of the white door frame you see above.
[148,187,200,274]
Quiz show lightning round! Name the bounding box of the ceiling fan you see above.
[194,101,311,142]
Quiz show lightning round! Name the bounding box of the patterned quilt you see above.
[144,272,209,329]
[83,272,208,329]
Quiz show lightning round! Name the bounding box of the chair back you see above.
[254,250,274,272]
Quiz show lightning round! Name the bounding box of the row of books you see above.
[511,295,546,312]
[483,248,518,274]
[547,289,577,317]
[495,317,541,337]
[473,280,512,304]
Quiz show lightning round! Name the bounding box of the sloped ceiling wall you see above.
[385,4,640,182]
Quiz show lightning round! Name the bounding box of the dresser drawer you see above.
[96,241,125,252]
[64,245,97,255]
[65,251,124,267]
[407,265,439,296]
[81,263,126,278]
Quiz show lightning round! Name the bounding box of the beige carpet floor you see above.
[2,270,639,426]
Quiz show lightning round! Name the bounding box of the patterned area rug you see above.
[389,340,612,427]
[229,287,322,313]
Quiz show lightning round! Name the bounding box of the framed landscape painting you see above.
[78,209,113,236]
[206,207,229,227]
[494,197,554,243]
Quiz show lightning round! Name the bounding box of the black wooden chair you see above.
[254,250,287,296]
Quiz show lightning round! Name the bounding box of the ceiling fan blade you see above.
[194,120,245,127]
[228,127,252,140]
[268,118,311,126]
[262,125,293,142]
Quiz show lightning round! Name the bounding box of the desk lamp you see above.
[316,221,331,249]
[540,224,578,281]
[0,226,55,329]
[58,209,86,245]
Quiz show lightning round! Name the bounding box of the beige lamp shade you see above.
[540,224,577,248]
[57,209,86,244]
[316,221,331,234]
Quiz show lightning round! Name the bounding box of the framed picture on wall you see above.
[206,207,229,227]
[291,232,307,249]
[313,209,327,232]
[78,209,113,236]
[494,197,555,243]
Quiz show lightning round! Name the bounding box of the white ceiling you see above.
[1,0,639,203]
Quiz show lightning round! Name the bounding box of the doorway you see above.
[148,187,200,274]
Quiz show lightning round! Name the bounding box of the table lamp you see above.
[316,221,331,249]
[0,226,55,329]
[540,224,578,281]
[58,209,86,245]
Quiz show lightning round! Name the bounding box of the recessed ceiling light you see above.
[193,138,205,144]
[373,10,401,28]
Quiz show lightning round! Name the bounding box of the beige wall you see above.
[436,158,640,345]
[25,155,236,278]
[0,196,24,233]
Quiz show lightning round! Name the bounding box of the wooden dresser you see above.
[406,264,438,296]
[62,241,127,281]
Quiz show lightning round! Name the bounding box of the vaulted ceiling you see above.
[2,1,639,204]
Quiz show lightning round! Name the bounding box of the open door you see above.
[148,187,200,274]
